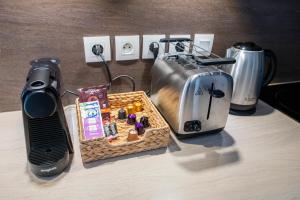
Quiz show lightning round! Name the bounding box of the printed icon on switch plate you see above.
[193,34,214,56]
[115,35,140,61]
[142,34,166,59]
[83,36,111,63]
[168,34,191,54]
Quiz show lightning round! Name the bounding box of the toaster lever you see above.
[207,83,214,119]
[207,84,225,120]
[195,57,236,66]
[209,89,225,98]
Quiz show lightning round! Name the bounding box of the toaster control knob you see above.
[184,120,201,132]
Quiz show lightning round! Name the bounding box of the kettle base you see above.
[229,103,256,115]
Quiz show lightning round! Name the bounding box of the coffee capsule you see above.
[140,116,150,128]
[127,129,139,142]
[127,114,136,125]
[127,104,134,115]
[118,108,127,120]
[135,122,145,135]
[134,101,142,112]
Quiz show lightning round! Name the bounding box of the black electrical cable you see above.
[96,51,136,92]
[61,90,79,97]
[61,45,136,97]
[112,75,135,91]
[149,42,159,60]
[98,53,113,87]
[145,90,151,97]
[145,42,160,96]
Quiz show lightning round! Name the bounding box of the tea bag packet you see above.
[79,101,105,140]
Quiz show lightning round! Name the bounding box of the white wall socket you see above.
[115,35,140,61]
[83,36,111,63]
[142,34,166,59]
[193,34,214,56]
[169,34,191,54]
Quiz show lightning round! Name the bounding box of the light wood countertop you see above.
[0,101,300,200]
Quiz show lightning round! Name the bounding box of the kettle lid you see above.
[233,42,262,51]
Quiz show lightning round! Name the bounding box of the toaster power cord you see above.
[149,42,159,60]
[93,45,136,91]
[144,42,160,97]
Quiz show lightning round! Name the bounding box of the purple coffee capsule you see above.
[140,116,150,128]
[135,122,145,135]
[127,114,136,125]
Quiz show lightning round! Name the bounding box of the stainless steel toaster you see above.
[150,38,235,137]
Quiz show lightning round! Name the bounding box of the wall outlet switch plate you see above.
[115,35,140,61]
[142,34,166,59]
[168,34,191,54]
[83,36,111,63]
[193,34,214,56]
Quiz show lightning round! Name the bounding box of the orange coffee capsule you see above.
[127,104,135,114]
[134,101,142,112]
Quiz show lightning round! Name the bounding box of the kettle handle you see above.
[263,49,277,87]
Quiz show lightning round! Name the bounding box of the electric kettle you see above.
[223,42,277,114]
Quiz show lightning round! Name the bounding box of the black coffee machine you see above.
[21,58,73,177]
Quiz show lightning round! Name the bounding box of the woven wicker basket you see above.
[76,91,170,163]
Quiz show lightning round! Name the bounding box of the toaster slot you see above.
[195,57,236,66]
